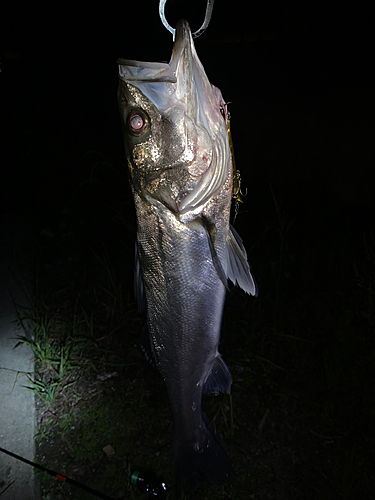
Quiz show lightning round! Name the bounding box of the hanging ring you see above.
[159,0,215,40]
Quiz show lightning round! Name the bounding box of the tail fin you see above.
[173,422,234,493]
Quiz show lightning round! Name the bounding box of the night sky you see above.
[1,0,373,235]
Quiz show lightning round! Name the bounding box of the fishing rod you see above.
[0,446,118,500]
[0,446,168,498]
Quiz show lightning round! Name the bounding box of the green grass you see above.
[15,309,87,407]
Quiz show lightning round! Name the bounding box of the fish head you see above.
[117,19,231,216]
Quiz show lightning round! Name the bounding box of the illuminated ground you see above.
[0,213,40,500]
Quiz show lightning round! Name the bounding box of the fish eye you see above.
[126,109,149,137]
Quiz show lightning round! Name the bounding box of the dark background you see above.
[1,0,373,227]
[1,0,374,498]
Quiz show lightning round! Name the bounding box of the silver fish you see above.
[117,19,256,491]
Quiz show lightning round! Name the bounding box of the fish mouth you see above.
[117,19,192,86]
[169,19,193,76]
[117,19,198,123]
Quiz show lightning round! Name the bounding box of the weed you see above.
[15,310,85,405]
[80,307,95,338]
[25,378,60,406]
[15,313,58,371]
[34,421,53,442]
[58,411,74,437]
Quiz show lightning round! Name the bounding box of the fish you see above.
[117,19,256,491]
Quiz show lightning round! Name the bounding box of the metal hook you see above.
[159,0,215,41]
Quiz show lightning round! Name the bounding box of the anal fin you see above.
[203,355,232,395]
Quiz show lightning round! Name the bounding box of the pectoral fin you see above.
[201,218,257,295]
[226,225,257,296]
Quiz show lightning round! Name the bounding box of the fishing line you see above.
[0,446,118,500]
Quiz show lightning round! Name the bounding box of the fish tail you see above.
[173,423,234,493]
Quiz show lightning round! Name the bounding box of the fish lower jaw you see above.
[147,190,206,222]
[146,187,180,214]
